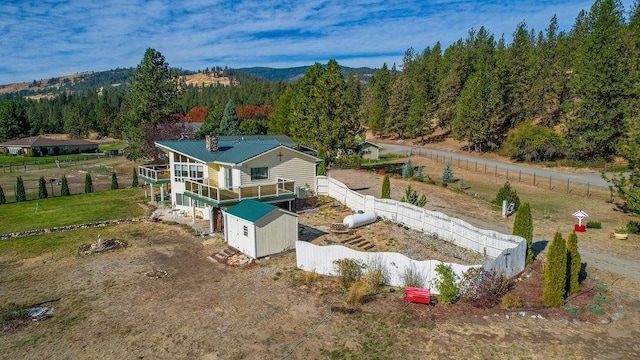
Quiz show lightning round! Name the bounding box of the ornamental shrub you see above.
[543,232,567,307]
[111,172,119,190]
[15,176,26,202]
[432,263,459,305]
[566,231,581,295]
[0,185,6,204]
[60,175,70,196]
[512,202,533,265]
[84,172,94,194]
[38,176,48,199]
[493,182,520,212]
[402,158,414,179]
[132,168,139,188]
[381,174,391,199]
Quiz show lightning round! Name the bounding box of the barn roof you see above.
[0,136,97,148]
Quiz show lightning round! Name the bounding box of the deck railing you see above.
[138,164,171,182]
[184,178,296,204]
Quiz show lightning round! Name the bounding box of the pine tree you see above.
[512,202,534,265]
[543,232,567,307]
[38,176,48,199]
[381,174,391,199]
[15,176,26,202]
[442,161,454,183]
[60,175,70,196]
[494,182,520,211]
[402,158,414,179]
[218,100,241,135]
[317,160,327,176]
[566,231,582,295]
[132,168,139,188]
[416,166,424,182]
[111,172,119,190]
[368,63,392,136]
[0,184,6,204]
[84,172,93,194]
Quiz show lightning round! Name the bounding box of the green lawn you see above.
[0,188,146,234]
[0,153,105,165]
[98,142,128,151]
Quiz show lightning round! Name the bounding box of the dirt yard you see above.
[2,147,640,359]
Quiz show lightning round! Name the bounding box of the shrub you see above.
[38,176,48,199]
[565,305,579,317]
[586,221,602,229]
[304,271,318,285]
[333,258,365,288]
[493,182,520,212]
[346,278,369,306]
[442,161,454,183]
[512,202,533,265]
[84,172,94,194]
[626,221,640,234]
[586,303,605,315]
[415,166,424,182]
[432,263,459,305]
[381,174,391,199]
[60,175,71,196]
[15,176,26,202]
[334,154,361,169]
[593,294,609,304]
[459,268,514,309]
[594,283,608,293]
[132,168,139,188]
[401,263,424,288]
[501,293,523,310]
[364,257,388,291]
[400,185,427,207]
[566,231,581,295]
[317,160,327,176]
[0,185,5,204]
[111,172,119,190]
[503,123,565,162]
[543,232,567,307]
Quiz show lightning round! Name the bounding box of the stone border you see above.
[0,217,152,240]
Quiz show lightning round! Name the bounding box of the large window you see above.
[250,167,269,181]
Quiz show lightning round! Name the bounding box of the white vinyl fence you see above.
[300,176,526,281]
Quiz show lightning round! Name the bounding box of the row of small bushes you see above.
[586,220,640,234]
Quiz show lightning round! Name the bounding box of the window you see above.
[250,167,269,181]
[243,225,248,237]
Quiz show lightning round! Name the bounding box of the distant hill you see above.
[0,65,376,98]
[237,66,376,82]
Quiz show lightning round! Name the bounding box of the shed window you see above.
[250,167,269,180]
[243,225,248,237]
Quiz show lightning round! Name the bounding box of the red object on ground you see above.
[574,224,586,232]
[404,287,431,304]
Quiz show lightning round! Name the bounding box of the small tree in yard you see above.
[432,263,459,305]
[543,232,567,307]
[566,231,582,295]
[38,176,48,199]
[0,185,6,204]
[494,182,520,212]
[416,165,424,182]
[15,176,26,202]
[512,202,533,265]
[402,157,414,179]
[132,168,139,188]
[111,172,119,190]
[401,185,427,207]
[60,175,70,196]
[333,258,365,289]
[84,172,94,194]
[381,174,391,199]
[442,161,454,183]
[317,159,327,176]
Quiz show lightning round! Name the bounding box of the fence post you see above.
[566,178,570,193]
[495,165,497,177]
[533,173,536,186]
[506,168,509,180]
[484,163,487,174]
[475,161,477,172]
[519,170,521,182]
[549,175,552,190]
[587,182,590,198]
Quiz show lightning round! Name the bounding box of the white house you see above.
[223,199,298,259]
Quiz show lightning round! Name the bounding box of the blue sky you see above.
[0,0,636,84]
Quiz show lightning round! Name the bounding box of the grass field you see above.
[0,188,146,234]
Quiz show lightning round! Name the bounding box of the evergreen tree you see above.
[565,0,627,160]
[416,166,424,182]
[433,263,460,305]
[387,75,411,138]
[15,176,26,202]
[132,168,139,188]
[0,184,6,204]
[38,176,48,199]
[218,100,241,135]
[401,185,427,207]
[512,202,534,265]
[60,175,70,196]
[269,87,294,135]
[543,232,567,307]
[111,172,119,190]
[442,161,454,183]
[566,231,582,295]
[381,174,391,199]
[402,157,414,179]
[367,63,392,136]
[84,172,94,194]
[317,160,327,176]
[122,48,181,160]
[0,99,30,142]
[493,182,520,211]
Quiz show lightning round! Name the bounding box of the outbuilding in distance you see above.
[223,199,299,259]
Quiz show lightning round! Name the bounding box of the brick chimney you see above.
[205,134,219,152]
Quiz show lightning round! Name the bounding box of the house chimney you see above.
[205,134,219,152]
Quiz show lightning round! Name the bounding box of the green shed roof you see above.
[225,199,279,223]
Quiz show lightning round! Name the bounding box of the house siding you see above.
[241,147,317,192]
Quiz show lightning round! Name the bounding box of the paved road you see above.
[375,142,611,188]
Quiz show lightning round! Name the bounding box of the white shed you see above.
[361,141,381,160]
[223,199,298,259]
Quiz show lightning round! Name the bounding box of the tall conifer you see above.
[543,232,567,307]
